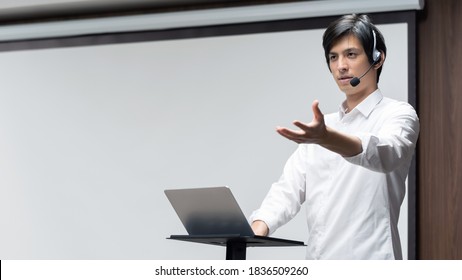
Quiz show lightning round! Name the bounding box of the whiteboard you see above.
[0,23,409,259]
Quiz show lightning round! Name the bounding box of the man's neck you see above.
[345,86,378,112]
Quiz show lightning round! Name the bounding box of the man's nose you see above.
[337,56,348,72]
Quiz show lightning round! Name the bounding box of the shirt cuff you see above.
[343,132,378,166]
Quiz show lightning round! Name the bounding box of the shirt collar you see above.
[339,89,383,118]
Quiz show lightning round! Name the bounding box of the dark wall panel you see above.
[417,0,462,259]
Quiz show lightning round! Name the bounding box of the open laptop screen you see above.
[164,186,255,236]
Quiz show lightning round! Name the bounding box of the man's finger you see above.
[312,100,324,121]
[293,120,310,131]
[276,127,303,139]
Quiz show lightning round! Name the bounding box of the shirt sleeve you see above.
[344,102,420,173]
[250,145,307,235]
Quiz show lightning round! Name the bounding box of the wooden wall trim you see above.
[417,0,462,259]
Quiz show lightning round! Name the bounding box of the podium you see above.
[165,187,306,259]
[169,234,305,260]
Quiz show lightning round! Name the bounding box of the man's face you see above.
[328,34,378,99]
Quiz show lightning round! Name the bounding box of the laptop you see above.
[164,186,305,248]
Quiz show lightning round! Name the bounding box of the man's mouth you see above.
[338,75,353,83]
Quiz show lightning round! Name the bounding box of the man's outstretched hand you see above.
[276,100,327,145]
[276,100,363,157]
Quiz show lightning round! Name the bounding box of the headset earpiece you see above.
[372,30,381,63]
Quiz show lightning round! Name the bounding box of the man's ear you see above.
[374,52,385,69]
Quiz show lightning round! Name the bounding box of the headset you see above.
[350,28,381,87]
[372,30,381,63]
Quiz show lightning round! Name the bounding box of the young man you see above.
[250,14,420,259]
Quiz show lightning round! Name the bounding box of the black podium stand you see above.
[169,234,305,260]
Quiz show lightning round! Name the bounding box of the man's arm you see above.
[276,100,363,157]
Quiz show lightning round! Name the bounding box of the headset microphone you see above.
[350,63,375,87]
[350,30,381,87]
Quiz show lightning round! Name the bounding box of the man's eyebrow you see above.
[344,47,361,52]
[329,47,361,55]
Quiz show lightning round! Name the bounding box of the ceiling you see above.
[0,0,305,24]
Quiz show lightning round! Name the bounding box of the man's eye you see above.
[347,52,357,58]
[329,55,337,61]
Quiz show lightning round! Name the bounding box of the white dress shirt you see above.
[250,89,420,259]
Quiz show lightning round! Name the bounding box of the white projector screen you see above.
[0,17,413,259]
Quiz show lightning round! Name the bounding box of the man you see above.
[250,14,420,259]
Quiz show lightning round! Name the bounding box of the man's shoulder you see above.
[379,97,417,114]
[374,97,419,126]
